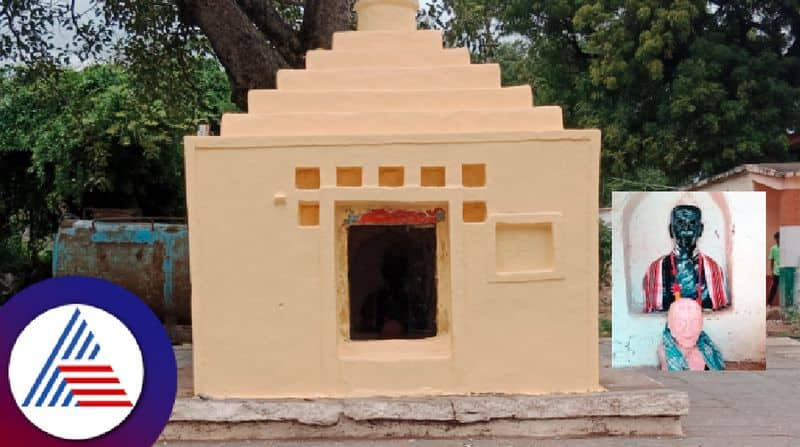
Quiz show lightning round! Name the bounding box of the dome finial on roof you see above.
[355,0,419,31]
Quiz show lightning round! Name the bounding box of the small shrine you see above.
[184,0,601,398]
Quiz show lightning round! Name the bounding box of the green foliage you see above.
[0,1,350,109]
[426,1,800,205]
[0,61,236,300]
[0,1,205,106]
[419,0,505,62]
[788,309,800,335]
[599,318,612,338]
[599,219,612,284]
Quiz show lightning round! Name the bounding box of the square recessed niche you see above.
[295,167,320,189]
[463,201,487,223]
[298,202,320,226]
[421,167,446,187]
[337,167,362,187]
[462,164,486,187]
[489,213,563,282]
[379,167,404,187]
[496,223,553,272]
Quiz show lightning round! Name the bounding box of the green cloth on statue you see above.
[662,325,725,371]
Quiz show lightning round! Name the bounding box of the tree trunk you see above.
[301,0,356,52]
[178,0,354,110]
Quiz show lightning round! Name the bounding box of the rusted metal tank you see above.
[52,218,191,326]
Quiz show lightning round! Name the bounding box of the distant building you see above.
[687,162,800,300]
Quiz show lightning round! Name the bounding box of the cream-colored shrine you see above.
[184,0,601,398]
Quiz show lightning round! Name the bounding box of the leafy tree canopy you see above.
[424,0,800,202]
[0,0,355,108]
[0,60,234,298]
[0,0,356,298]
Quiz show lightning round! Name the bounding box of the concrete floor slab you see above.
[160,338,800,446]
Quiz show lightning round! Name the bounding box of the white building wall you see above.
[692,172,756,191]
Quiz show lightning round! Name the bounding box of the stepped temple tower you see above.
[184,0,601,398]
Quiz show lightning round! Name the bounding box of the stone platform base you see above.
[161,389,688,441]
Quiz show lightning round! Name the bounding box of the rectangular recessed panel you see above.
[337,167,362,187]
[421,167,445,187]
[462,164,486,187]
[495,223,554,272]
[463,201,487,223]
[295,168,320,189]
[298,202,320,226]
[379,167,404,187]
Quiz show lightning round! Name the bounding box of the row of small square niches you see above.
[295,164,486,189]
[298,201,487,227]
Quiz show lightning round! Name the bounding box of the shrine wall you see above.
[184,131,601,398]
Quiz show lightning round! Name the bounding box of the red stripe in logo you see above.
[77,401,133,407]
[65,377,120,384]
[58,365,114,373]
[72,389,128,396]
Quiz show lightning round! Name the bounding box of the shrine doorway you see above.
[347,224,437,340]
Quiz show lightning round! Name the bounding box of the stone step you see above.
[247,86,533,113]
[305,48,470,69]
[277,64,500,90]
[220,107,563,137]
[332,29,443,51]
[161,389,688,441]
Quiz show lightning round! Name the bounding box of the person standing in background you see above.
[768,231,780,306]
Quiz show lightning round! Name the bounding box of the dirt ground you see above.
[766,306,800,337]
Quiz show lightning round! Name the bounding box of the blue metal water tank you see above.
[52,218,191,325]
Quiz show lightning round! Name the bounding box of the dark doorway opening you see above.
[348,224,437,340]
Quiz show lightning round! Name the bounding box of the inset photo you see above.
[612,191,766,370]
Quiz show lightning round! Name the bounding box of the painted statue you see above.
[658,298,725,371]
[642,204,729,312]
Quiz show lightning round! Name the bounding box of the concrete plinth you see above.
[163,344,688,442]
[161,389,687,441]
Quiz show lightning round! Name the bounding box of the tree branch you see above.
[2,5,29,62]
[70,0,94,55]
[177,0,288,109]
[235,0,303,66]
[300,0,354,52]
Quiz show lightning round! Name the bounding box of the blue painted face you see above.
[669,206,703,252]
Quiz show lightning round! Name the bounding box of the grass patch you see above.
[788,310,800,334]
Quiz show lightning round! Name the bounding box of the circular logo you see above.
[0,277,177,446]
[9,304,144,440]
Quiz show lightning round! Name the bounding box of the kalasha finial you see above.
[355,0,419,31]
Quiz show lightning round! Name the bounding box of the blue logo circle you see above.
[0,276,177,446]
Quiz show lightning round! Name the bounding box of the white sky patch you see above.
[55,0,120,68]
